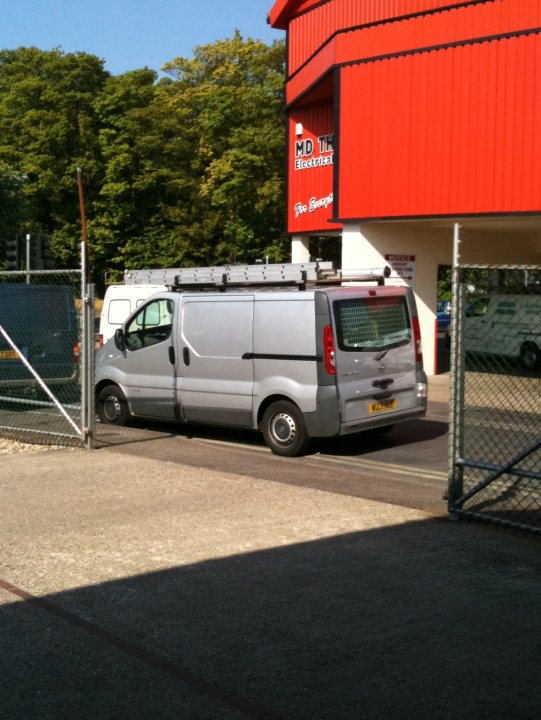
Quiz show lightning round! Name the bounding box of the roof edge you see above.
[268,0,306,30]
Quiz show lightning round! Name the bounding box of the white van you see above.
[464,293,541,369]
[98,284,166,345]
[95,263,427,455]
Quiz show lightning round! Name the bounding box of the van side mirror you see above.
[114,328,126,351]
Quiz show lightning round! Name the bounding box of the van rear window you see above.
[334,296,411,351]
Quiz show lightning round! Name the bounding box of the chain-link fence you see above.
[448,265,541,533]
[0,270,94,448]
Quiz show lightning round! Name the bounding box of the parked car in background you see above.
[436,300,452,331]
[444,297,486,346]
[0,284,79,397]
[443,295,541,371]
[460,294,541,369]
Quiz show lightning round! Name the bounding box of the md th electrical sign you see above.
[293,133,334,221]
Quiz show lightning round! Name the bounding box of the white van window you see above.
[108,299,131,325]
[125,299,174,351]
[334,297,410,351]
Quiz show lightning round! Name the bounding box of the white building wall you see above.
[291,234,311,263]
[341,222,444,375]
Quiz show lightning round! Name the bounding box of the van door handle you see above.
[168,346,175,365]
[183,347,190,366]
[372,378,394,389]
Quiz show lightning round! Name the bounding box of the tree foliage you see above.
[0,36,287,287]
[0,162,26,265]
[0,47,108,264]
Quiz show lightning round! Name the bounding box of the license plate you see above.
[368,398,397,414]
[0,350,19,360]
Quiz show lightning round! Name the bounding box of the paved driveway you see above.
[1,443,540,720]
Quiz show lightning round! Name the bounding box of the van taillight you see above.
[73,340,80,364]
[323,324,336,375]
[412,316,423,363]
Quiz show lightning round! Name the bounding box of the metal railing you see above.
[0,270,94,448]
[448,264,541,533]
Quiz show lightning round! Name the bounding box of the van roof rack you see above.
[124,262,391,290]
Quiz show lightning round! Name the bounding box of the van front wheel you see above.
[97,384,129,425]
[261,401,310,457]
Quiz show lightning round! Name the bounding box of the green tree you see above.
[0,163,25,232]
[161,32,287,266]
[0,47,108,266]
[0,37,288,279]
[0,162,26,266]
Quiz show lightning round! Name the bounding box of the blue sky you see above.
[0,0,283,76]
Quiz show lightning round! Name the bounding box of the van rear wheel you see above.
[97,384,129,425]
[261,401,311,457]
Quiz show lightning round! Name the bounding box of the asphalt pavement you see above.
[1,373,540,720]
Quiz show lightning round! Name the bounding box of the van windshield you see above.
[334,296,411,351]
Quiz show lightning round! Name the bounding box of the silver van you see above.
[95,263,427,455]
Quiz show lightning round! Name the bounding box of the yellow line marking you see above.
[194,436,448,482]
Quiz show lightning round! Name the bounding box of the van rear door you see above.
[328,287,420,426]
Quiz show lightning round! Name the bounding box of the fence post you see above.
[448,224,465,509]
[82,283,95,449]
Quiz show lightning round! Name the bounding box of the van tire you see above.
[520,342,541,371]
[261,401,310,457]
[97,384,130,425]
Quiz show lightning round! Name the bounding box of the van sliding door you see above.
[180,297,254,427]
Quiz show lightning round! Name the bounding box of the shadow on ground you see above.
[1,518,540,720]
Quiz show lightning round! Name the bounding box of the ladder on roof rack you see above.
[123,262,391,290]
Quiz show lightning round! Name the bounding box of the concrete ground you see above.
[1,373,540,719]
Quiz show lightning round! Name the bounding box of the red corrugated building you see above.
[269,0,541,374]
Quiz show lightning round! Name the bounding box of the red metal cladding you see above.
[269,0,320,29]
[286,0,483,74]
[287,101,342,232]
[286,0,541,105]
[336,33,541,219]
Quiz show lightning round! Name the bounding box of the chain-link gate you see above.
[448,263,541,533]
[0,270,94,448]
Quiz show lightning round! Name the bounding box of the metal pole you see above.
[25,233,31,284]
[77,168,91,448]
[448,223,465,509]
[84,284,95,449]
[77,168,89,284]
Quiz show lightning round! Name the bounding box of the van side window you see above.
[125,299,173,351]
